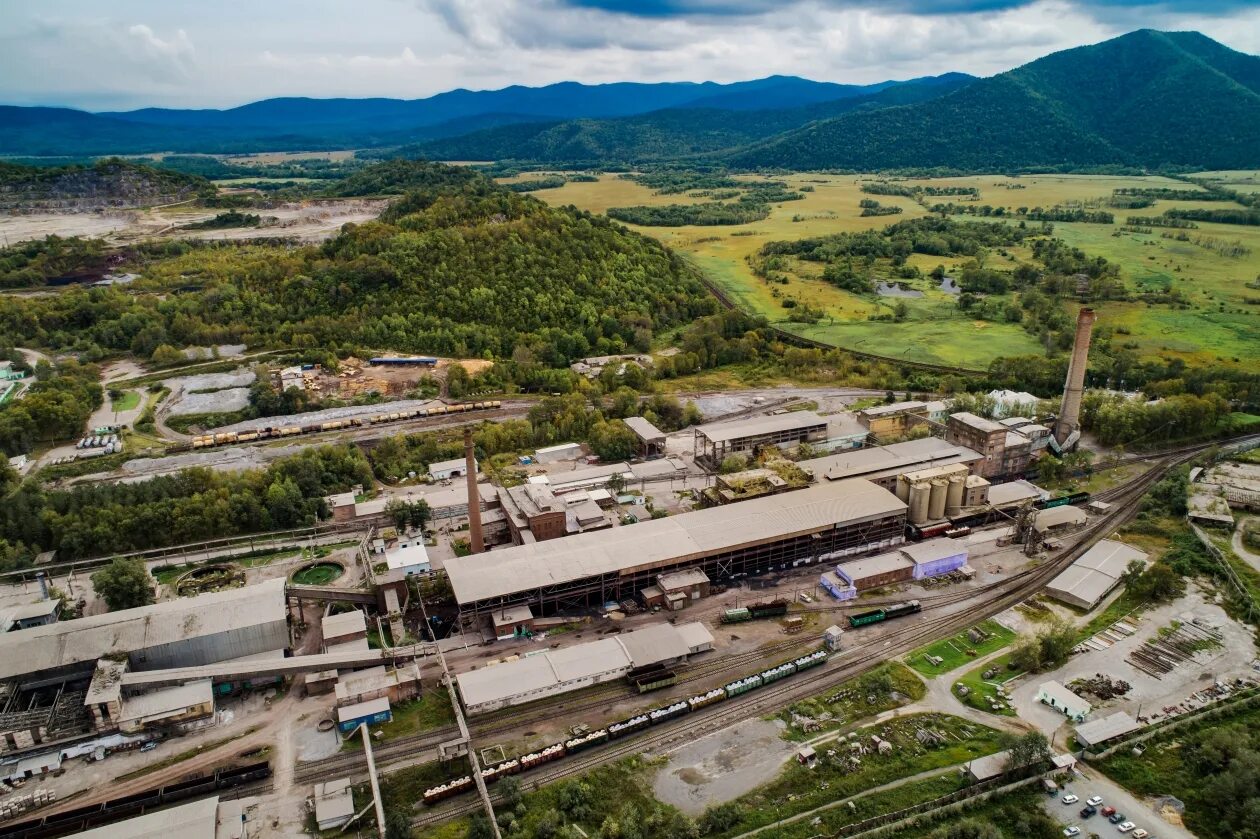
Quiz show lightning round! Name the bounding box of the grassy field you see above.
[778,661,926,742]
[532,171,1260,368]
[708,712,1006,839]
[109,390,140,411]
[954,652,1022,716]
[904,620,1017,677]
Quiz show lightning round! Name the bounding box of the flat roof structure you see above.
[676,622,715,652]
[386,541,430,572]
[1044,540,1147,610]
[623,416,666,443]
[1033,506,1087,532]
[117,680,213,727]
[337,696,391,724]
[445,478,906,613]
[800,438,982,485]
[0,578,288,682]
[322,610,367,641]
[491,604,534,630]
[428,457,469,475]
[547,462,632,492]
[1075,711,1141,748]
[77,795,219,839]
[858,401,926,418]
[964,750,1011,781]
[658,568,710,590]
[836,550,913,581]
[457,621,709,712]
[986,480,1043,507]
[314,778,355,830]
[950,412,1006,434]
[695,411,827,445]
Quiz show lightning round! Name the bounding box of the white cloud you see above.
[0,0,1254,109]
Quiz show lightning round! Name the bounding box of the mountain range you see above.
[0,75,958,157]
[0,30,1256,170]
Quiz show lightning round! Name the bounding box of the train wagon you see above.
[648,701,689,725]
[759,662,797,685]
[687,687,726,711]
[748,600,789,619]
[794,650,828,671]
[608,714,650,740]
[629,665,677,694]
[564,729,608,753]
[848,600,922,628]
[723,674,762,697]
[720,607,752,624]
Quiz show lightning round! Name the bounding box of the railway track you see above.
[408,446,1191,830]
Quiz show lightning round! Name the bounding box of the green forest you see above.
[0,161,716,366]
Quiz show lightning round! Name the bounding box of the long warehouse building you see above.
[446,478,908,618]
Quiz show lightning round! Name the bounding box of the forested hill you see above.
[0,160,717,363]
[408,74,974,164]
[0,158,213,210]
[730,30,1260,171]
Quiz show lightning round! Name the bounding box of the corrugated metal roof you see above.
[695,411,827,444]
[0,579,287,681]
[901,538,967,564]
[950,412,1006,434]
[76,795,219,839]
[445,479,905,605]
[623,416,666,442]
[117,680,212,723]
[337,696,391,723]
[800,437,980,483]
[1044,539,1147,608]
[836,550,913,581]
[323,610,367,639]
[1075,711,1141,745]
[615,622,691,666]
[1034,505,1087,530]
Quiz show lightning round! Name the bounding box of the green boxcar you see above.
[721,607,752,624]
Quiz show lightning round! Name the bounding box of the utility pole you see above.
[416,596,500,838]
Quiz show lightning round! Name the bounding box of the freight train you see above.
[172,401,502,452]
[720,599,789,624]
[421,649,830,806]
[847,600,922,628]
[0,761,271,838]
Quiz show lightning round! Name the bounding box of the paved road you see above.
[1231,515,1260,574]
[1050,769,1199,839]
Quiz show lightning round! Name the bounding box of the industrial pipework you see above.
[1054,307,1096,446]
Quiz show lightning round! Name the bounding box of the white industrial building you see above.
[1043,539,1147,610]
[76,795,245,839]
[1037,680,1091,722]
[429,457,474,481]
[456,621,713,713]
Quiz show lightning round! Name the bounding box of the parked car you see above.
[1087,796,1104,807]
[140,741,157,752]
[1110,813,1128,824]
[1062,794,1080,804]
[1131,830,1149,839]
[1063,828,1081,837]
[1080,806,1097,819]
[1118,822,1136,833]
[1102,806,1117,818]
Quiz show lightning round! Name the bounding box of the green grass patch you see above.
[755,772,967,839]
[109,390,140,411]
[706,713,1006,839]
[342,691,455,752]
[778,661,926,742]
[418,755,692,839]
[1095,697,1260,839]
[877,786,1062,839]
[291,562,344,585]
[905,620,1017,677]
[954,653,1023,716]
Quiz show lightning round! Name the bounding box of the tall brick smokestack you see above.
[1054,307,1096,446]
[464,428,484,554]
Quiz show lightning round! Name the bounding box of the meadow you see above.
[526,172,1260,369]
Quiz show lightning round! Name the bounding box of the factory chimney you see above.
[464,428,484,554]
[1054,307,1096,446]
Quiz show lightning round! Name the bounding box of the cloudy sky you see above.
[1,0,1256,111]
